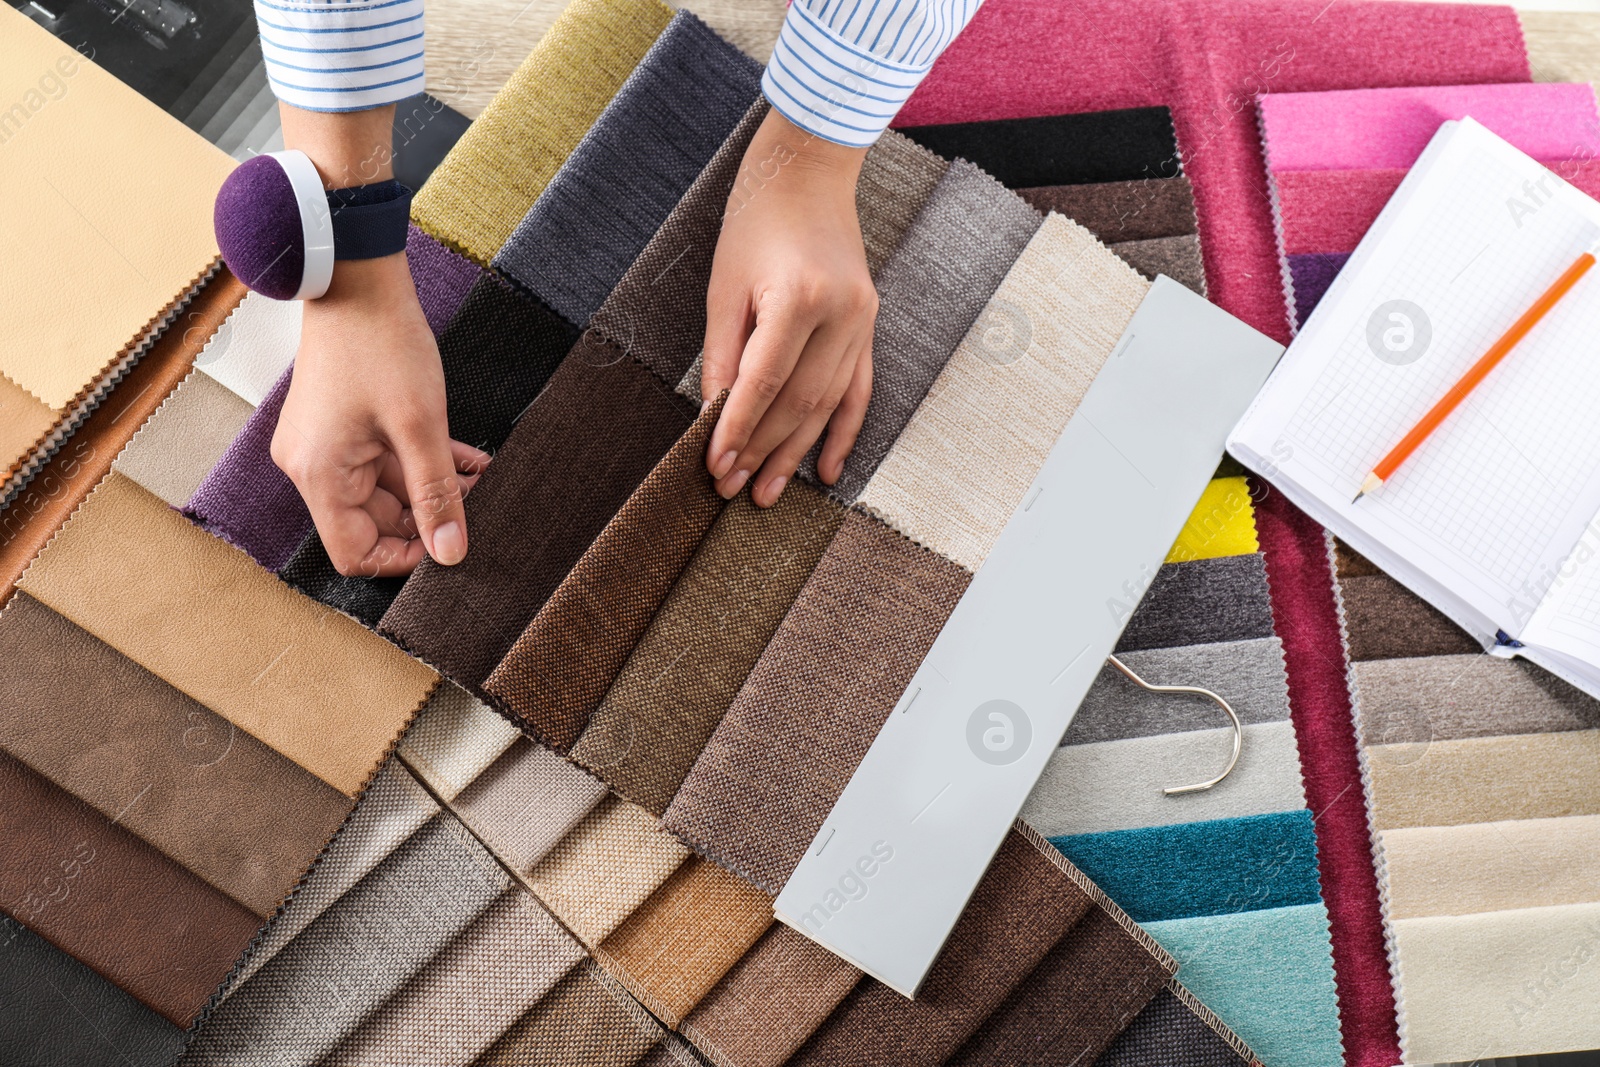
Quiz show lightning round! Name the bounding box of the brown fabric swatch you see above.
[1110,234,1207,295]
[1332,539,1382,578]
[572,481,846,814]
[948,905,1175,1066]
[1336,572,1481,660]
[450,737,609,872]
[663,509,970,893]
[789,829,1094,1066]
[379,346,695,691]
[682,921,862,1067]
[0,592,351,917]
[0,748,260,1026]
[485,395,728,751]
[855,131,950,276]
[1351,653,1600,746]
[1014,177,1197,242]
[477,958,665,1067]
[596,855,773,1028]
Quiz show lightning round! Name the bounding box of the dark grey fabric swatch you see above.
[493,12,762,326]
[1115,554,1276,653]
[1093,986,1251,1067]
[277,529,405,628]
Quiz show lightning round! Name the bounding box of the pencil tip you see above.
[1351,491,1365,504]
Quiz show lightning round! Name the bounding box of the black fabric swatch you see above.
[898,107,1181,188]
[277,530,405,628]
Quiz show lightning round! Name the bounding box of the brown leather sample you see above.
[0,593,351,916]
[477,959,664,1067]
[662,509,971,893]
[485,396,727,750]
[0,748,260,1026]
[1015,177,1198,242]
[1336,572,1481,661]
[16,472,438,797]
[572,481,845,814]
[379,345,695,692]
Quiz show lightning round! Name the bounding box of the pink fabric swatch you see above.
[1260,82,1600,172]
[897,0,1530,343]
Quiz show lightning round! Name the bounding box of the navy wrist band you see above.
[328,180,413,261]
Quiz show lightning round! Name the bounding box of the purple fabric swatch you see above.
[407,225,482,336]
[1289,252,1350,329]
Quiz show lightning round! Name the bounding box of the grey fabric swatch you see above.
[493,12,761,326]
[802,160,1042,501]
[1093,986,1251,1067]
[185,814,508,1067]
[1116,555,1276,653]
[1110,234,1206,296]
[451,738,609,873]
[855,132,950,277]
[1352,653,1600,746]
[1065,637,1290,746]
[111,371,254,508]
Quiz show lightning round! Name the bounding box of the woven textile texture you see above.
[1014,178,1196,242]
[679,0,784,61]
[484,396,728,750]
[1115,553,1276,652]
[494,13,762,326]
[396,683,522,802]
[406,225,483,335]
[663,509,970,893]
[276,529,407,627]
[1111,235,1206,295]
[410,0,674,263]
[477,959,665,1067]
[379,348,693,691]
[899,107,1180,187]
[110,370,253,508]
[451,738,609,872]
[1380,814,1600,919]
[1094,985,1254,1067]
[572,481,845,814]
[853,131,953,276]
[856,213,1148,570]
[0,593,350,918]
[801,160,1042,499]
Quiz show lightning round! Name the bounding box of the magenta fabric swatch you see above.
[1288,253,1350,328]
[407,224,483,337]
[895,0,1530,343]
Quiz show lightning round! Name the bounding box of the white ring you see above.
[269,149,334,301]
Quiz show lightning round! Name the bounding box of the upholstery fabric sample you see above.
[663,509,971,893]
[485,397,729,750]
[0,372,58,487]
[1390,901,1600,1062]
[1381,814,1600,920]
[0,917,185,1067]
[681,922,862,1067]
[1115,554,1277,653]
[1350,653,1600,746]
[409,0,675,263]
[0,593,351,917]
[948,905,1175,1067]
[1111,234,1206,295]
[1165,477,1258,563]
[184,814,508,1067]
[526,795,690,946]
[679,0,785,61]
[1022,721,1308,837]
[898,108,1180,188]
[789,830,1096,1066]
[856,213,1148,569]
[1144,903,1342,1067]
[477,959,665,1067]
[1272,168,1401,256]
[1094,985,1254,1067]
[324,889,584,1067]
[406,225,482,336]
[1335,572,1484,661]
[1014,178,1197,243]
[1364,729,1600,831]
[185,364,312,573]
[572,482,846,814]
[853,132,953,278]
[1286,253,1348,328]
[19,472,439,797]
[494,13,762,326]
[379,348,693,692]
[596,856,774,1027]
[110,371,254,508]
[1050,810,1322,923]
[196,292,301,408]
[803,160,1042,500]
[1063,637,1290,746]
[276,530,405,628]
[0,749,260,1026]
[398,683,522,802]
[451,738,609,872]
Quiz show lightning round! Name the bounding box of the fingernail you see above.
[710,449,738,479]
[432,521,466,566]
[722,468,751,498]
[700,398,712,414]
[761,475,787,505]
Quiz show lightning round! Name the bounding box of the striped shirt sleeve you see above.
[254,0,425,113]
[762,0,984,148]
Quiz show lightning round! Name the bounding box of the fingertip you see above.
[718,468,751,500]
[755,474,788,508]
[430,520,466,566]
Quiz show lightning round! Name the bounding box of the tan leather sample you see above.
[17,472,438,796]
[0,371,56,483]
[111,370,254,507]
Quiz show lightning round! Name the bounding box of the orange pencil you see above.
[1354,244,1600,503]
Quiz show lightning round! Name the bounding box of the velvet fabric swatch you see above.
[1014,177,1197,242]
[194,291,299,409]
[406,224,483,335]
[898,108,1180,188]
[663,509,971,893]
[1350,653,1600,746]
[110,370,253,508]
[379,348,693,692]
[1273,168,1404,256]
[1287,253,1349,328]
[396,683,522,802]
[477,959,665,1067]
[1094,985,1255,1067]
[1380,814,1600,920]
[1112,234,1206,295]
[451,738,609,872]
[1335,573,1481,661]
[485,397,728,750]
[494,13,762,326]
[1115,554,1277,653]
[1163,477,1257,565]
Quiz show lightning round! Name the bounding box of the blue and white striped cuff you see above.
[255,0,426,113]
[760,1,932,148]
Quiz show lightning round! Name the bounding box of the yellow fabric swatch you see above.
[1166,477,1259,563]
[1382,814,1600,920]
[16,473,438,796]
[410,0,674,263]
[1,371,57,483]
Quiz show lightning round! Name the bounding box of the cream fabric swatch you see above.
[17,472,439,796]
[1393,900,1600,1062]
[525,794,690,947]
[451,738,609,872]
[1522,11,1600,85]
[111,370,255,508]
[857,214,1150,571]
[399,683,522,801]
[1,372,57,481]
[195,293,301,408]
[1365,729,1600,831]
[678,0,787,61]
[1382,814,1600,920]
[0,6,232,411]
[1022,721,1308,836]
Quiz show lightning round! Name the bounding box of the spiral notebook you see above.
[1230,117,1600,699]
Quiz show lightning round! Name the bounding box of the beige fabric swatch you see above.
[17,472,439,796]
[1393,900,1600,1062]
[1365,729,1600,831]
[1522,11,1600,84]
[856,131,950,277]
[0,6,232,411]
[1381,814,1600,920]
[1,372,57,482]
[478,959,664,1067]
[399,682,522,801]
[451,738,608,872]
[857,213,1151,571]
[423,0,565,119]
[195,292,301,408]
[678,0,787,61]
[525,794,690,946]
[111,370,254,508]
[1352,653,1600,747]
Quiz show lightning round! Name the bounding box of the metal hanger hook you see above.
[1104,654,1243,795]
